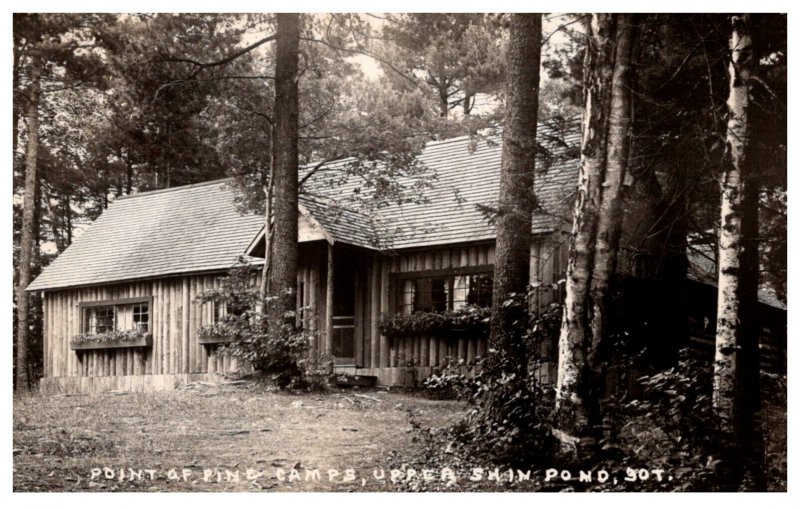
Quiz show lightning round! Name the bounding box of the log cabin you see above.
[27,121,786,394]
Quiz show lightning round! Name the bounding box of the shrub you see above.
[422,357,483,401]
[590,349,726,491]
[194,262,315,388]
[431,294,562,467]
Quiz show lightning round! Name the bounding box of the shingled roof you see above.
[687,244,786,310]
[27,180,264,292]
[28,119,581,292]
[299,119,581,249]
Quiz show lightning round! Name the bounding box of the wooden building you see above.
[28,122,785,394]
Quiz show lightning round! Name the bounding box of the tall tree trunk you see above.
[13,35,21,158]
[125,150,133,194]
[269,13,300,330]
[554,14,618,441]
[64,194,72,245]
[463,90,473,116]
[15,54,41,391]
[586,14,634,403]
[489,13,541,374]
[43,190,64,253]
[438,87,449,118]
[714,13,764,490]
[260,174,274,305]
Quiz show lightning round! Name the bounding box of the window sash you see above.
[394,270,493,315]
[80,297,152,334]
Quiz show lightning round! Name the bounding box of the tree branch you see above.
[300,36,420,89]
[157,34,277,73]
[298,157,345,189]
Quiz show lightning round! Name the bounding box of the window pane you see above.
[214,301,227,323]
[413,277,449,313]
[431,278,448,312]
[402,280,415,315]
[395,272,492,315]
[467,274,493,307]
[133,303,149,333]
[93,306,114,333]
[453,275,469,309]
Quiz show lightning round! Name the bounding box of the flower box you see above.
[198,335,234,345]
[379,307,491,338]
[70,332,153,351]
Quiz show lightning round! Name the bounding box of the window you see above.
[89,306,115,334]
[453,274,493,309]
[80,298,152,334]
[208,298,250,325]
[213,300,227,323]
[394,269,493,315]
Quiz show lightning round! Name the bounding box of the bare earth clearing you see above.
[13,382,466,492]
[13,378,787,492]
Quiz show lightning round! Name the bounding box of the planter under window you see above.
[70,332,153,351]
[198,335,234,345]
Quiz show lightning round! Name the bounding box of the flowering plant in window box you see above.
[70,329,153,351]
[196,323,235,345]
[378,306,491,338]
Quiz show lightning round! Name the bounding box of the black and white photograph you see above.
[8,3,792,498]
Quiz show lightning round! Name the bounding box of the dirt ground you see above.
[13,382,466,492]
[13,377,787,493]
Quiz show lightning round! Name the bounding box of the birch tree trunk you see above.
[714,13,764,490]
[554,14,617,440]
[587,14,634,397]
[15,54,41,391]
[489,13,541,374]
[269,13,300,330]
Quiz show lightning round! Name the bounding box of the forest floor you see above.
[13,382,470,492]
[13,377,787,492]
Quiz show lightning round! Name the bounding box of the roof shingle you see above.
[29,119,582,291]
[27,180,264,291]
[299,120,581,250]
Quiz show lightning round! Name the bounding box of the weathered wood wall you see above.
[42,273,242,380]
[367,236,567,371]
[40,235,567,389]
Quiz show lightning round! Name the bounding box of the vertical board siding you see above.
[368,239,558,370]
[43,273,244,380]
[41,238,563,385]
[375,242,499,370]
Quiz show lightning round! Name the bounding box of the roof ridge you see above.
[115,178,232,200]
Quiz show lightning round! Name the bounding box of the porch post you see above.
[325,241,334,357]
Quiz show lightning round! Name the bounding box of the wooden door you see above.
[332,251,356,365]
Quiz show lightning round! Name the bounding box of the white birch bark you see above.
[589,15,634,360]
[555,14,617,432]
[713,14,752,432]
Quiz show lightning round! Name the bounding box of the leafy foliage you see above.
[378,306,491,338]
[71,329,149,346]
[418,296,561,467]
[193,263,314,388]
[592,350,722,491]
[422,357,482,401]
